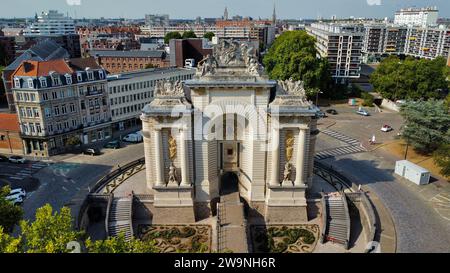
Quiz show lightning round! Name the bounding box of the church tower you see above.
[272,3,277,25]
[224,7,229,20]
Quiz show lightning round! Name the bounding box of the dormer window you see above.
[65,74,72,85]
[98,70,104,79]
[40,77,47,88]
[28,78,34,88]
[87,71,94,81]
[14,78,20,88]
[52,76,61,86]
[77,73,83,82]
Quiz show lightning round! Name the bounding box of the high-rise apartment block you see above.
[394,7,438,27]
[24,10,76,36]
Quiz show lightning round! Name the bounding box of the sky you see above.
[0,0,449,20]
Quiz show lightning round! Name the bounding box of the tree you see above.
[164,32,182,44]
[370,56,448,101]
[203,32,215,41]
[19,204,84,253]
[0,186,23,232]
[85,233,157,253]
[0,226,21,253]
[182,31,197,39]
[145,63,156,69]
[263,31,330,94]
[434,144,450,178]
[400,100,450,154]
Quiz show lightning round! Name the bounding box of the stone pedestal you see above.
[152,185,195,223]
[265,185,308,223]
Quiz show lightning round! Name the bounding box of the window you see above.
[71,119,77,127]
[77,73,83,82]
[79,87,84,95]
[19,107,26,117]
[30,93,36,101]
[53,106,60,116]
[59,90,65,99]
[65,74,72,85]
[40,78,47,88]
[42,93,49,101]
[48,124,53,133]
[81,100,86,110]
[36,123,42,134]
[87,71,94,81]
[61,105,67,115]
[67,88,74,97]
[33,108,39,117]
[17,92,23,101]
[57,123,62,131]
[26,107,32,117]
[52,76,61,86]
[70,103,76,113]
[14,78,20,88]
[64,121,69,129]
[99,70,104,79]
[29,123,35,133]
[28,79,34,88]
[22,124,29,133]
[44,107,51,117]
[52,91,57,99]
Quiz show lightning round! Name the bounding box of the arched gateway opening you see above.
[220,172,239,195]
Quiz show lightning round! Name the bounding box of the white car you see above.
[356,109,370,116]
[9,188,26,198]
[8,156,26,164]
[381,125,393,132]
[123,133,143,143]
[5,193,24,205]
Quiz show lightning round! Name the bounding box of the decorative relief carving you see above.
[285,130,295,162]
[168,132,177,160]
[168,162,178,185]
[155,80,185,97]
[282,162,293,185]
[198,54,219,76]
[277,79,307,97]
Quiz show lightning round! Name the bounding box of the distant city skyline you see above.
[0,0,449,20]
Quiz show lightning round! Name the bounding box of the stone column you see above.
[154,129,165,186]
[270,127,280,186]
[295,128,307,186]
[180,129,190,186]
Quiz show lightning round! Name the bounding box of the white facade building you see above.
[24,10,76,36]
[107,68,195,133]
[394,7,438,27]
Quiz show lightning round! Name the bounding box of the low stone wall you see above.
[380,99,400,112]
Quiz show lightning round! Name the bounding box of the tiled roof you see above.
[0,113,20,132]
[12,59,73,77]
[89,50,166,58]
[68,57,102,70]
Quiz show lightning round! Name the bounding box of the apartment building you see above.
[306,23,363,83]
[363,24,408,60]
[11,58,110,157]
[394,7,438,27]
[24,10,76,36]
[89,50,169,74]
[107,67,195,133]
[405,27,450,60]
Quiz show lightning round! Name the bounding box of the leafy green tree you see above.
[0,186,24,232]
[85,233,157,253]
[164,31,182,44]
[182,30,197,39]
[263,30,330,94]
[19,204,84,253]
[361,92,374,107]
[400,100,450,154]
[203,32,215,41]
[434,144,450,178]
[370,56,448,101]
[0,226,21,253]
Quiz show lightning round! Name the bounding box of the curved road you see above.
[322,151,450,253]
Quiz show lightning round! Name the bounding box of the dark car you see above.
[316,111,327,118]
[0,155,8,162]
[83,148,100,156]
[326,109,338,115]
[103,140,121,149]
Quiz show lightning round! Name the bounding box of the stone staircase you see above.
[217,192,249,253]
[323,194,350,249]
[107,195,134,241]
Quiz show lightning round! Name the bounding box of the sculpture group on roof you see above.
[154,80,185,97]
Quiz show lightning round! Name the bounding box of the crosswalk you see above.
[315,145,367,160]
[321,129,361,146]
[316,129,367,160]
[7,162,49,181]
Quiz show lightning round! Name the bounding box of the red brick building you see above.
[0,113,24,155]
[89,50,169,74]
[169,39,213,68]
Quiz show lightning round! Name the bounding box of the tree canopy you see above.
[370,56,449,101]
[182,31,197,39]
[263,30,330,93]
[85,233,157,253]
[400,100,450,154]
[434,143,450,178]
[164,31,182,44]
[203,32,215,41]
[0,186,23,232]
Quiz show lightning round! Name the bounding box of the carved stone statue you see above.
[168,162,178,185]
[198,54,218,76]
[282,162,293,185]
[155,80,185,97]
[277,79,307,97]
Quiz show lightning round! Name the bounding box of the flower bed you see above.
[250,224,319,253]
[138,225,211,253]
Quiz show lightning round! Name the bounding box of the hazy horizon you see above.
[0,0,449,20]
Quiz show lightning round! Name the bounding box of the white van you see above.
[123,133,143,143]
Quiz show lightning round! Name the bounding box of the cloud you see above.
[367,0,382,6]
[66,0,81,5]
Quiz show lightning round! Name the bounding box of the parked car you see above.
[103,140,121,149]
[8,156,26,164]
[0,155,8,162]
[356,109,370,116]
[317,111,327,118]
[326,109,338,115]
[5,193,24,205]
[381,125,393,132]
[83,148,100,156]
[9,188,26,198]
[123,133,143,143]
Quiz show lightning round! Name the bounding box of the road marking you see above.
[9,176,23,180]
[62,186,68,191]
